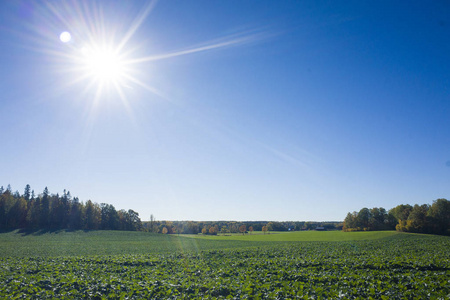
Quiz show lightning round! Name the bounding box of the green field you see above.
[0,230,400,257]
[1,230,449,299]
[0,230,261,257]
[189,230,401,242]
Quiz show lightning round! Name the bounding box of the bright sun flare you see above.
[55,1,258,104]
[81,46,125,84]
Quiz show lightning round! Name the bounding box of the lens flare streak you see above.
[15,0,270,137]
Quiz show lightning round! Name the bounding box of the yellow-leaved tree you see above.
[262,225,268,234]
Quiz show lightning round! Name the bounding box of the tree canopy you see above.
[0,184,142,231]
[343,199,450,235]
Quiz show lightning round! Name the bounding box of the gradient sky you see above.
[1,1,449,221]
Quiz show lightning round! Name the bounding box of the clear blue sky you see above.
[1,0,449,221]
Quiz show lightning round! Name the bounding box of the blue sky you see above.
[1,0,449,221]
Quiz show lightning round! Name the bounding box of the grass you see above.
[0,229,427,258]
[0,229,268,257]
[190,230,401,241]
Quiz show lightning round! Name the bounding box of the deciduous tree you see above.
[209,226,216,235]
[262,225,268,234]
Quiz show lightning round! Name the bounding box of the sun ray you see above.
[128,32,264,64]
[113,82,140,130]
[121,73,167,100]
[22,0,271,127]
[116,1,158,53]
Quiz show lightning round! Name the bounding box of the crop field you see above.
[189,230,401,242]
[1,230,449,299]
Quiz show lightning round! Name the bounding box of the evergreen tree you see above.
[85,200,100,229]
[1,184,143,231]
[68,197,83,229]
[24,184,31,201]
[40,187,50,228]
[26,198,40,229]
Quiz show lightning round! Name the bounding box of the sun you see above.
[80,45,126,85]
[63,37,141,103]
[52,1,260,105]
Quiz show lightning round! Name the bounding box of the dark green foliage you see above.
[428,198,450,235]
[344,199,450,235]
[343,207,395,232]
[390,204,413,221]
[0,233,448,299]
[100,203,120,230]
[0,184,142,232]
[23,184,31,201]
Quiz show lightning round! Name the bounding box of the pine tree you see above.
[24,184,31,201]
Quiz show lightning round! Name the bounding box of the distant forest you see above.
[0,185,142,231]
[343,198,450,235]
[142,219,342,235]
[3,184,447,236]
[0,184,342,234]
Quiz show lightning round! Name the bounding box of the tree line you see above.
[143,219,342,235]
[0,184,142,231]
[343,198,450,235]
